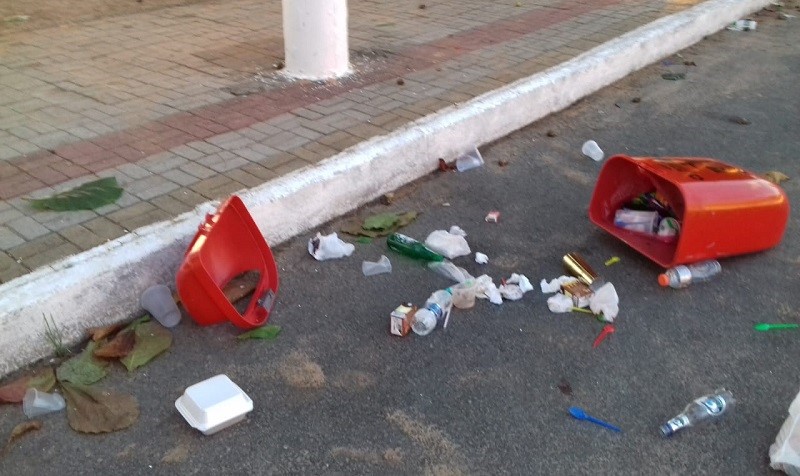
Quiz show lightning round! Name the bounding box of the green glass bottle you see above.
[386,233,445,262]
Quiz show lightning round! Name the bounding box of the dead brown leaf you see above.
[2,421,42,456]
[93,330,136,359]
[62,382,139,434]
[764,171,790,185]
[0,368,56,403]
[88,323,125,342]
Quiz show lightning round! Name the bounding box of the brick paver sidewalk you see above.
[0,0,702,283]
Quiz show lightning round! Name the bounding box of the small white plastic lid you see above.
[175,374,253,435]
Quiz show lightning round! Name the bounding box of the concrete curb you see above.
[0,0,770,376]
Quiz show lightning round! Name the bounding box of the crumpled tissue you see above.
[499,284,524,301]
[475,252,489,264]
[508,273,534,293]
[475,275,503,305]
[308,232,354,261]
[425,229,471,259]
[547,293,573,313]
[589,282,619,322]
[540,276,578,293]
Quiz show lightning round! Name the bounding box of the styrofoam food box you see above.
[175,374,253,435]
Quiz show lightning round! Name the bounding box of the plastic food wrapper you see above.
[547,293,573,313]
[507,273,534,293]
[424,229,471,259]
[362,255,392,276]
[770,388,800,475]
[308,232,355,261]
[589,282,619,322]
[475,252,489,264]
[540,276,578,294]
[428,261,474,283]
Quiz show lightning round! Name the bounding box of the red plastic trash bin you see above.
[176,195,279,329]
[589,155,790,268]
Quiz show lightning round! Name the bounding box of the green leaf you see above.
[237,324,281,340]
[120,321,172,372]
[27,177,123,211]
[61,382,139,434]
[341,211,418,238]
[56,341,109,385]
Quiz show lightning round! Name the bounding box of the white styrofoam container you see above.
[175,374,253,435]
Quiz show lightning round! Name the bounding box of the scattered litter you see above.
[754,323,799,332]
[764,171,790,185]
[411,290,453,335]
[661,72,686,81]
[140,284,181,328]
[476,275,503,305]
[592,324,615,349]
[658,260,721,288]
[23,388,65,418]
[540,276,575,294]
[175,375,253,436]
[449,225,467,236]
[390,303,415,336]
[341,211,418,238]
[455,147,484,172]
[661,388,734,437]
[308,232,355,260]
[236,325,282,340]
[588,283,619,322]
[569,406,621,433]
[362,255,392,276]
[428,260,473,283]
[450,280,478,309]
[604,256,620,266]
[507,273,533,293]
[563,252,605,291]
[498,284,524,301]
[684,60,697,66]
[424,229,471,259]
[387,232,445,262]
[475,252,489,264]
[396,78,405,85]
[727,19,757,31]
[485,211,500,223]
[581,140,604,162]
[770,387,800,473]
[547,293,573,313]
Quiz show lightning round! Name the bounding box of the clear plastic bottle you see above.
[660,388,735,437]
[658,260,721,288]
[411,290,453,336]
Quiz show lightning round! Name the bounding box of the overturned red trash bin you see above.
[589,155,790,268]
[176,195,279,329]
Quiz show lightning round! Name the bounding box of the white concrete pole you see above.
[282,0,351,80]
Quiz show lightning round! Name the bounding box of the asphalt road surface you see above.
[1,10,799,476]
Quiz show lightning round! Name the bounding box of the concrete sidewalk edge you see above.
[0,0,770,376]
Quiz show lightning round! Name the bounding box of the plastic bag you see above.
[770,389,800,475]
[308,232,355,261]
[424,230,471,259]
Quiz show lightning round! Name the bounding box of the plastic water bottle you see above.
[411,290,453,336]
[387,233,445,262]
[660,388,735,437]
[658,260,721,288]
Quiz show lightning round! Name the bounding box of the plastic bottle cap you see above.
[657,273,670,287]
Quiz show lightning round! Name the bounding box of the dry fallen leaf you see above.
[2,421,42,456]
[0,368,56,403]
[763,171,790,185]
[62,382,139,434]
[93,330,136,359]
[88,323,125,342]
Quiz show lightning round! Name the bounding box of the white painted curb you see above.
[0,0,770,376]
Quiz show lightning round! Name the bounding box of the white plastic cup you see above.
[581,140,604,162]
[23,388,66,418]
[141,284,181,328]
